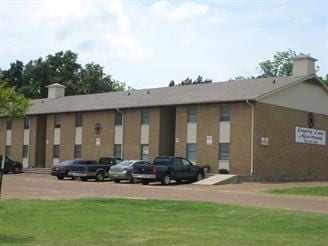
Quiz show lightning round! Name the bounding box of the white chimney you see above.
[46,83,66,99]
[292,55,317,77]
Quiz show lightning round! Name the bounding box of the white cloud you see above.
[150,1,209,22]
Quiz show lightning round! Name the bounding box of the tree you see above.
[0,50,126,99]
[0,82,29,199]
[168,75,212,86]
[258,49,296,78]
[321,74,328,86]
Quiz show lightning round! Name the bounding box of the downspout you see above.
[116,108,124,160]
[246,100,255,176]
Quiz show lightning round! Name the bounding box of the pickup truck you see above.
[68,156,122,182]
[132,156,205,185]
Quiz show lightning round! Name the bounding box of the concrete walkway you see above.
[2,173,328,213]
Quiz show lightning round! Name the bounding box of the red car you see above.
[51,159,84,180]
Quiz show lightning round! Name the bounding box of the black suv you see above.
[0,155,23,174]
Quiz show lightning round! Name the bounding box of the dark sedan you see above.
[0,155,23,174]
[110,160,152,183]
[51,159,84,180]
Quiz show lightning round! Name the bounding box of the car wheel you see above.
[57,175,64,180]
[81,177,88,182]
[95,172,105,182]
[12,165,22,174]
[114,179,120,183]
[4,171,9,174]
[161,174,171,185]
[141,180,149,185]
[195,172,204,182]
[175,179,182,184]
[130,177,138,183]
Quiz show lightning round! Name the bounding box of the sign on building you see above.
[295,127,326,145]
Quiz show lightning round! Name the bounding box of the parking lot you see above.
[2,173,328,213]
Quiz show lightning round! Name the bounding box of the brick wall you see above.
[11,118,24,162]
[45,115,54,167]
[123,108,141,159]
[196,104,219,172]
[254,102,328,180]
[175,106,187,157]
[230,103,252,175]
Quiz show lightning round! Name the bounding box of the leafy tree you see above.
[168,75,212,86]
[0,50,126,99]
[0,83,29,118]
[321,74,328,86]
[258,49,296,78]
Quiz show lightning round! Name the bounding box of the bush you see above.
[219,169,229,174]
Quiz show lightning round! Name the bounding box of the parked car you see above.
[0,155,23,174]
[110,160,152,183]
[132,156,205,185]
[68,156,122,182]
[51,159,86,180]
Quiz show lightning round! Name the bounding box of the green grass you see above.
[0,199,328,246]
[265,186,328,197]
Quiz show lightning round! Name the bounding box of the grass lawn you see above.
[0,198,328,246]
[265,186,328,197]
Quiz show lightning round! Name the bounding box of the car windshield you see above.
[117,161,133,167]
[59,160,76,166]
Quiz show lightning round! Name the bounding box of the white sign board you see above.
[206,136,213,145]
[261,137,269,146]
[96,138,101,146]
[295,127,326,145]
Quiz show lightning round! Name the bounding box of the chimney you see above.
[292,55,317,77]
[46,83,66,99]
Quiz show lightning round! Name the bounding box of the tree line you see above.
[0,50,126,99]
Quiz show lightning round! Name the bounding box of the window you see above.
[5,145,11,157]
[6,119,12,130]
[115,111,123,125]
[74,145,82,158]
[220,104,231,121]
[23,145,29,158]
[24,117,30,129]
[75,113,83,127]
[219,143,230,160]
[114,144,122,158]
[141,144,149,161]
[182,158,191,166]
[187,106,197,122]
[54,114,61,128]
[186,143,196,162]
[141,109,150,124]
[53,145,60,158]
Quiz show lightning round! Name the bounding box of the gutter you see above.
[246,100,255,175]
[116,108,124,159]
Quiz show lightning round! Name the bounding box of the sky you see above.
[0,0,327,89]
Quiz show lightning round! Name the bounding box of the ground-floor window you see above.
[219,143,230,160]
[114,144,122,158]
[53,145,60,158]
[141,144,149,161]
[74,145,82,159]
[5,145,11,157]
[186,143,196,162]
[22,145,29,158]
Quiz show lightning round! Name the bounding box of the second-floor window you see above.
[220,104,231,121]
[24,117,29,129]
[75,113,83,127]
[54,114,61,128]
[115,111,123,125]
[6,119,12,130]
[141,109,150,124]
[187,106,197,122]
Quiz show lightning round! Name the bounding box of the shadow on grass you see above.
[0,234,34,244]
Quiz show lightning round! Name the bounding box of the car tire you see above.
[81,177,88,182]
[57,175,64,180]
[141,180,149,185]
[95,172,105,182]
[195,172,204,182]
[4,171,9,174]
[175,179,182,184]
[12,165,22,174]
[130,177,138,183]
[114,179,120,183]
[161,174,171,185]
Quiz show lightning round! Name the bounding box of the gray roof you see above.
[27,75,314,115]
